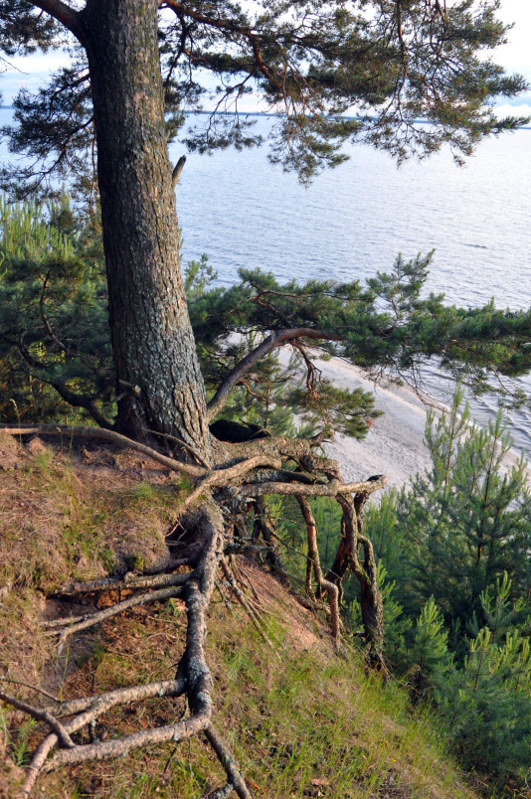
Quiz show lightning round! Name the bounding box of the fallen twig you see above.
[54,568,191,599]
[0,690,74,749]
[44,585,186,643]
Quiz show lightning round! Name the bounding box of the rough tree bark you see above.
[1,1,391,792]
[78,0,211,458]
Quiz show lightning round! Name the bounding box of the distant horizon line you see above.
[1,106,530,130]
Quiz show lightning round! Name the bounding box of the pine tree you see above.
[444,579,531,781]
[1,3,531,792]
[389,390,531,635]
[363,399,531,787]
[407,597,453,703]
[0,0,530,445]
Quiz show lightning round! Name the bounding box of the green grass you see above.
[207,619,474,799]
[9,592,481,799]
[0,440,486,799]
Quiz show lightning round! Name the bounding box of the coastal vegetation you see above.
[273,390,531,790]
[0,427,521,799]
[1,1,531,797]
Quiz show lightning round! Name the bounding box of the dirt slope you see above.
[0,434,481,799]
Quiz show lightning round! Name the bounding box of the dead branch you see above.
[171,154,187,189]
[0,424,206,477]
[0,690,74,748]
[0,677,60,704]
[55,568,191,598]
[43,584,187,639]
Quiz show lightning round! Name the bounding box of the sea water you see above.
[172,115,531,456]
[1,109,530,454]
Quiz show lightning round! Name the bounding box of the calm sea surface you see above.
[172,116,531,456]
[1,110,530,454]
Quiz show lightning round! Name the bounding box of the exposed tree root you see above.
[296,495,341,649]
[1,428,388,795]
[201,782,236,799]
[45,576,190,630]
[55,558,190,596]
[204,723,251,799]
[0,424,206,476]
[2,503,251,798]
[44,584,187,656]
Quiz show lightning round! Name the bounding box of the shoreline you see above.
[310,354,530,491]
[317,356,433,490]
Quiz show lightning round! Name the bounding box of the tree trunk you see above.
[80,0,211,460]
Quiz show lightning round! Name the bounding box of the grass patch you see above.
[0,439,486,799]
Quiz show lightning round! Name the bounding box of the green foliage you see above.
[365,390,531,788]
[190,259,531,407]
[400,394,530,635]
[407,598,454,703]
[206,335,317,438]
[0,196,112,424]
[364,388,531,641]
[1,198,530,435]
[443,585,531,781]
[0,1,60,58]
[183,253,218,301]
[1,1,528,190]
[12,718,36,767]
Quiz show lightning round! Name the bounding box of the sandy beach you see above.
[317,356,433,490]
[303,354,529,492]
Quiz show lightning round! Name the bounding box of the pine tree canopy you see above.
[1,8,531,792]
[0,0,529,195]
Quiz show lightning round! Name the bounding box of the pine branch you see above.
[29,0,85,44]
[207,327,341,421]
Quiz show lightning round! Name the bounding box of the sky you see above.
[492,0,531,116]
[1,1,531,113]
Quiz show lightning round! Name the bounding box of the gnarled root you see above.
[296,495,341,650]
[2,431,388,796]
[4,502,251,799]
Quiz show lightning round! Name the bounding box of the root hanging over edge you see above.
[1,428,388,797]
[3,502,251,799]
